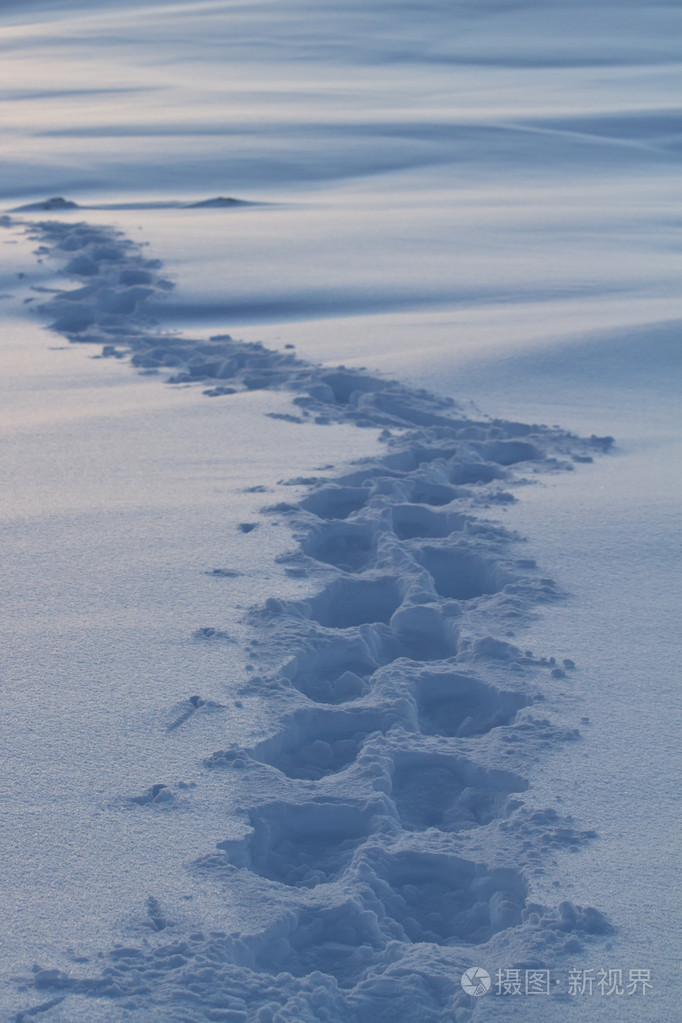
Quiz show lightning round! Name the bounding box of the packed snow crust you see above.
[5,215,616,1022]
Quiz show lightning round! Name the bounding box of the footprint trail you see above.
[7,211,614,1023]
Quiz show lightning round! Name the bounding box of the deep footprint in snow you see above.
[265,731,367,781]
[254,708,397,780]
[254,900,385,987]
[412,669,529,737]
[389,751,527,831]
[369,850,527,945]
[405,480,458,506]
[413,543,510,601]
[447,460,505,485]
[285,663,370,705]
[301,519,376,573]
[389,503,469,540]
[307,575,404,629]
[280,629,389,704]
[214,799,379,887]
[251,852,529,987]
[300,484,370,520]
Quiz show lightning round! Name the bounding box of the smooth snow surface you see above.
[0,1,680,1021]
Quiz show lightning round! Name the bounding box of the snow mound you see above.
[11,196,79,211]
[184,196,248,208]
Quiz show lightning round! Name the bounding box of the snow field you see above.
[2,0,680,1016]
[7,213,615,1022]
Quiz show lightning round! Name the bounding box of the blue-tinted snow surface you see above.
[1,0,680,1020]
[2,214,615,1023]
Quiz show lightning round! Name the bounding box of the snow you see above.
[1,0,680,1021]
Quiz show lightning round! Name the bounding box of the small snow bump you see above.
[185,196,246,208]
[13,196,79,212]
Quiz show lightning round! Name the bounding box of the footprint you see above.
[255,900,384,987]
[301,485,370,521]
[369,850,527,945]
[319,370,387,406]
[412,669,528,737]
[389,751,527,831]
[215,799,376,887]
[413,544,509,600]
[405,481,457,507]
[390,503,467,540]
[254,708,393,780]
[282,631,384,704]
[301,520,375,573]
[483,439,540,466]
[448,460,505,485]
[307,575,403,629]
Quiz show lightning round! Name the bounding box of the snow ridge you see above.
[12,214,613,1023]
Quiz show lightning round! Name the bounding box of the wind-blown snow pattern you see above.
[7,215,614,1022]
